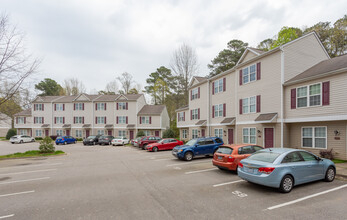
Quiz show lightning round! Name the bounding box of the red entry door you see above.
[66,130,70,136]
[264,128,274,148]
[155,130,160,137]
[108,130,112,136]
[86,130,90,138]
[201,129,205,137]
[130,131,134,140]
[45,130,49,137]
[228,129,234,144]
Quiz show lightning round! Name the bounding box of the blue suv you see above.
[172,137,224,161]
[55,136,77,145]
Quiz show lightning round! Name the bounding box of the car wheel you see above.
[11,142,14,144]
[74,141,77,144]
[184,152,193,161]
[153,147,158,152]
[324,166,335,182]
[142,144,147,150]
[83,143,86,146]
[20,140,23,144]
[279,175,294,193]
[31,139,35,142]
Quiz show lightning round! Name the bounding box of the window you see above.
[140,116,150,124]
[214,79,223,94]
[297,83,321,108]
[242,64,257,84]
[97,130,105,135]
[34,103,44,111]
[35,130,42,137]
[74,117,83,124]
[182,129,187,139]
[239,146,255,155]
[243,128,256,144]
[214,128,223,138]
[215,138,223,143]
[204,138,215,145]
[302,127,326,149]
[55,104,64,111]
[19,129,27,135]
[118,102,127,110]
[97,117,106,124]
[214,104,223,118]
[56,130,63,136]
[299,151,317,161]
[242,96,256,114]
[178,112,185,122]
[192,109,199,120]
[192,129,198,139]
[76,130,82,138]
[97,103,105,110]
[282,152,303,163]
[143,130,151,136]
[17,117,25,124]
[75,103,83,110]
[55,117,64,124]
[118,116,126,124]
[34,117,44,124]
[118,130,126,137]
[192,88,199,100]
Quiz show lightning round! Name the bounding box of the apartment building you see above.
[14,93,170,139]
[0,113,12,137]
[177,32,347,160]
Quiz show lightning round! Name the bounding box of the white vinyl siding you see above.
[243,128,256,144]
[302,127,327,149]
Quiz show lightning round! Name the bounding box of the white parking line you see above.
[167,161,211,167]
[153,158,173,161]
[0,177,50,185]
[0,190,35,198]
[0,163,62,170]
[213,180,245,187]
[185,168,218,174]
[267,184,347,210]
[0,214,14,219]
[0,169,57,176]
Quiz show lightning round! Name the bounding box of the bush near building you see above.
[39,136,55,153]
[6,128,17,140]
[163,129,176,138]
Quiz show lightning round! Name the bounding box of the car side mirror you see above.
[195,144,199,147]
[316,156,323,161]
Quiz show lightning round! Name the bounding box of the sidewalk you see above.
[335,163,347,179]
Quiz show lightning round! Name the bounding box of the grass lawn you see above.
[332,159,347,163]
[0,150,65,159]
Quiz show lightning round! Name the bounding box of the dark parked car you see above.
[55,136,77,145]
[172,137,224,161]
[98,135,114,145]
[83,135,101,145]
[138,136,162,149]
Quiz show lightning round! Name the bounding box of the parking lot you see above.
[1,141,347,219]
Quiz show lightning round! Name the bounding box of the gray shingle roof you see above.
[255,113,278,122]
[195,120,207,126]
[14,109,32,116]
[138,105,166,115]
[220,117,236,124]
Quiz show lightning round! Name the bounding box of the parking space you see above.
[1,141,347,219]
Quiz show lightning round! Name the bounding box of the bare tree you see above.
[117,72,134,94]
[170,43,198,105]
[0,14,40,107]
[63,78,86,95]
[105,80,119,94]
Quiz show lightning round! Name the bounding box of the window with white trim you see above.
[75,103,83,110]
[35,130,42,137]
[118,102,127,110]
[17,117,25,124]
[56,117,64,124]
[242,96,256,114]
[141,116,150,124]
[192,88,199,100]
[97,103,105,110]
[118,116,126,124]
[214,79,223,94]
[97,130,105,135]
[76,130,82,138]
[119,130,126,137]
[214,128,223,138]
[97,117,105,124]
[243,128,256,144]
[56,103,64,111]
[34,104,44,111]
[19,129,28,135]
[182,129,187,139]
[74,117,83,124]
[178,112,184,122]
[214,104,223,118]
[56,130,63,136]
[192,109,198,120]
[297,83,321,108]
[34,117,44,124]
[302,127,326,148]
[143,130,151,136]
[192,129,198,139]
[243,64,257,84]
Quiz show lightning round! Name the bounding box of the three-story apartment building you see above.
[14,93,170,139]
[177,32,347,160]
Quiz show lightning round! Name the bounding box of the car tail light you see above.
[258,167,275,174]
[238,162,243,168]
[227,157,235,162]
[62,138,65,141]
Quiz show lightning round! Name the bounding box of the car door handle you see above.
[291,166,295,169]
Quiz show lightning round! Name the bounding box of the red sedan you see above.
[146,138,183,152]
[212,144,263,171]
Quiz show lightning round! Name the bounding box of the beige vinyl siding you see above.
[161,107,170,129]
[284,72,347,119]
[288,121,346,160]
[237,52,282,122]
[137,115,161,128]
[93,102,115,128]
[236,123,282,147]
[189,82,208,122]
[240,51,258,64]
[177,110,190,127]
[284,33,329,82]
[32,102,53,126]
[114,101,137,128]
[72,102,93,126]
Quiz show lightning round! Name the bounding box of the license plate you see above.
[218,156,223,160]
[244,167,256,174]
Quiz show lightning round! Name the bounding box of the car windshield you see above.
[157,139,165,144]
[115,137,122,139]
[247,151,281,163]
[185,139,197,146]
[216,147,233,154]
[88,136,96,139]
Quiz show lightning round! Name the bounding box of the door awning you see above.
[220,117,236,125]
[255,113,278,123]
[195,120,207,126]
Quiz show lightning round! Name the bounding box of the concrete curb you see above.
[0,153,67,161]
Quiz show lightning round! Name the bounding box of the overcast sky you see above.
[2,0,347,96]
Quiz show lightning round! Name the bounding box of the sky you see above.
[2,0,347,96]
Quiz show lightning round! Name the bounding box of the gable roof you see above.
[285,54,347,86]
[33,96,62,103]
[188,76,208,88]
[138,105,166,115]
[14,108,32,116]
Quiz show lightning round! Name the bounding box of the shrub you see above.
[163,128,176,138]
[136,130,145,138]
[6,128,17,140]
[319,148,334,160]
[39,136,55,153]
[76,138,83,141]
[35,137,43,141]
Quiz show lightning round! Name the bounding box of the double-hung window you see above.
[56,130,63,136]
[118,116,126,124]
[34,104,44,111]
[214,104,223,117]
[17,117,25,124]
[214,128,223,138]
[182,130,187,139]
[242,96,256,114]
[56,104,64,111]
[192,129,198,139]
[97,117,105,124]
[35,130,42,137]
[56,117,64,124]
[192,109,199,120]
[97,103,105,110]
[118,102,127,110]
[140,116,149,124]
[74,117,83,124]
[75,103,83,110]
[178,112,185,122]
[76,130,82,138]
[34,117,43,124]
[119,130,126,137]
[143,130,151,136]
[191,88,199,100]
[97,130,104,135]
[302,127,326,148]
[214,79,223,94]
[242,64,257,84]
[297,83,321,108]
[243,128,256,144]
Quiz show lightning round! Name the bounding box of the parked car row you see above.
[10,135,35,144]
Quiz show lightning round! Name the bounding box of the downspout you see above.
[92,100,94,135]
[235,70,238,144]
[280,46,284,148]
[51,101,53,136]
